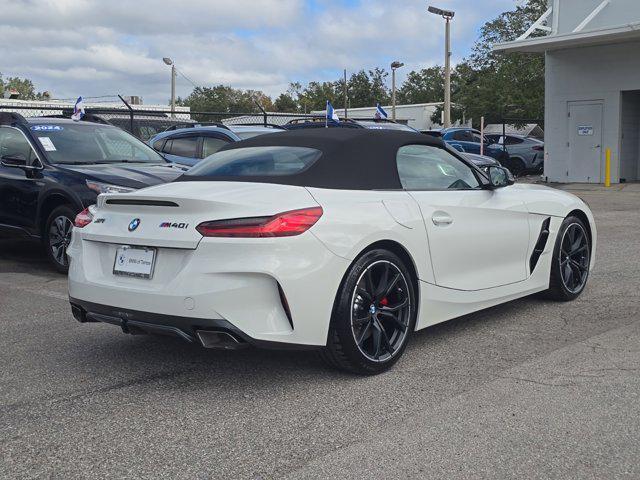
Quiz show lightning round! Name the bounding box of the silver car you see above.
[485,134,544,176]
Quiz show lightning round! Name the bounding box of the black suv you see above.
[0,113,185,272]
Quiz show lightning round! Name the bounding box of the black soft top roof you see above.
[179,128,448,190]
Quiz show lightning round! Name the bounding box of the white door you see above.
[568,101,603,183]
[397,144,531,291]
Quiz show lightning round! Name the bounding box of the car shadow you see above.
[58,293,546,394]
[0,238,55,275]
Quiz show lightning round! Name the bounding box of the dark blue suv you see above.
[0,113,185,272]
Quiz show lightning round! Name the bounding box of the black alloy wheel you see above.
[546,215,591,301]
[44,205,76,273]
[559,223,590,294]
[350,260,411,362]
[321,249,417,375]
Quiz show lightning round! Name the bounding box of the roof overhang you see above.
[494,23,640,53]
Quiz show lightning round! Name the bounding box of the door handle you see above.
[432,213,453,226]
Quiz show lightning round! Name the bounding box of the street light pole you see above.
[444,15,451,128]
[163,57,176,118]
[390,61,404,121]
[428,5,455,129]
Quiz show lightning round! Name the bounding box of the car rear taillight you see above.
[196,207,323,238]
[532,145,544,151]
[74,207,94,228]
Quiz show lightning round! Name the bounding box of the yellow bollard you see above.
[605,148,611,187]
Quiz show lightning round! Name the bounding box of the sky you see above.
[0,0,521,105]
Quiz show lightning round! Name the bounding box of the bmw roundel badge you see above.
[128,218,141,232]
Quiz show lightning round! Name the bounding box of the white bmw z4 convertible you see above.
[68,129,596,375]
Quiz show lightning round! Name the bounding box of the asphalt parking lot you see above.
[1,183,639,479]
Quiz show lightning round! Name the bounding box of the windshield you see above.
[29,123,166,165]
[185,146,321,178]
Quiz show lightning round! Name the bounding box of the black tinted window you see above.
[397,144,480,190]
[202,136,231,158]
[186,146,320,177]
[0,128,38,164]
[164,137,198,157]
[452,130,473,142]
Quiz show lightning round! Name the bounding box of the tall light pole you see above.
[428,5,455,128]
[163,57,176,118]
[390,61,404,121]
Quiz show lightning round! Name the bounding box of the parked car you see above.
[427,127,509,165]
[283,117,419,132]
[148,126,240,167]
[461,152,500,173]
[227,125,285,140]
[0,113,185,272]
[58,111,198,142]
[68,129,595,375]
[485,133,545,176]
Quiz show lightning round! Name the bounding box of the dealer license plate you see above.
[113,245,156,279]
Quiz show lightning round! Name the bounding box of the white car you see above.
[68,129,596,375]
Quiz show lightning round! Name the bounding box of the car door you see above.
[397,144,531,291]
[0,126,43,234]
[452,130,480,154]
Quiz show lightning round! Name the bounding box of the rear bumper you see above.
[70,298,317,350]
[67,231,351,346]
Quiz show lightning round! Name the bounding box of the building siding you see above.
[545,41,640,182]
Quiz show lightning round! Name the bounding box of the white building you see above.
[0,98,190,119]
[312,102,445,131]
[495,0,640,183]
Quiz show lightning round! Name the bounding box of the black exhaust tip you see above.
[71,304,89,323]
[196,330,248,350]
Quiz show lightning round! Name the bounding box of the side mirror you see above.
[1,154,28,168]
[487,166,515,188]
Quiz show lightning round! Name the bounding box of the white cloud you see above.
[0,0,516,104]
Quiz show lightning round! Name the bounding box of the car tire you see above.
[508,157,527,177]
[320,249,417,375]
[544,215,591,301]
[44,205,76,274]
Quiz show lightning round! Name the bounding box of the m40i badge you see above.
[159,222,189,229]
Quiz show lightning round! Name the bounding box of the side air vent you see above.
[105,199,179,207]
[530,217,551,273]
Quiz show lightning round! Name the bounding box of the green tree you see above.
[298,81,339,112]
[273,92,298,112]
[453,0,548,127]
[0,73,43,100]
[178,85,273,119]
[397,66,445,105]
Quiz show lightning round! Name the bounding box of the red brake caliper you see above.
[379,297,388,307]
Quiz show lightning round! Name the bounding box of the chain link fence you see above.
[0,96,318,142]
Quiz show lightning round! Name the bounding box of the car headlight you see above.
[86,180,137,194]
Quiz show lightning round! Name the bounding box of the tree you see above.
[396,0,546,127]
[298,81,339,112]
[177,85,273,119]
[453,0,548,127]
[397,66,445,105]
[273,93,298,112]
[0,73,43,100]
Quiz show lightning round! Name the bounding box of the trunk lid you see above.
[80,181,320,249]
